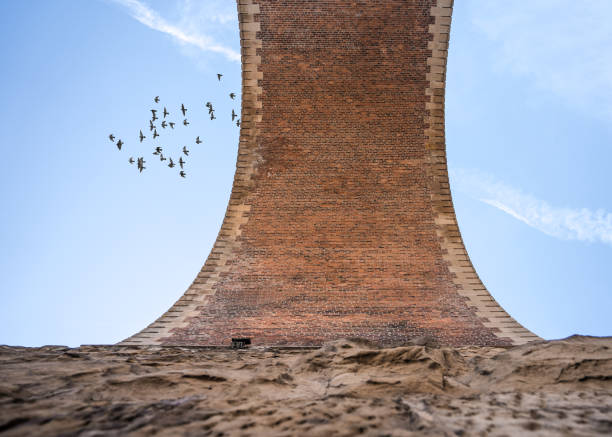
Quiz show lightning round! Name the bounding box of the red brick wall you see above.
[122,0,538,347]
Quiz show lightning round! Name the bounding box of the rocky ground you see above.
[0,335,611,436]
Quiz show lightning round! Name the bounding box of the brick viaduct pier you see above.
[122,0,539,347]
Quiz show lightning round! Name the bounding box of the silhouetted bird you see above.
[154,96,160,103]
[163,107,169,118]
[169,122,175,129]
[116,139,123,150]
[179,157,185,169]
[149,120,156,131]
[195,136,202,144]
[168,158,175,168]
[129,157,135,164]
[161,120,167,129]
[229,93,236,100]
[236,119,241,127]
[208,107,214,115]
[183,119,189,126]
[210,113,216,121]
[139,130,146,142]
[160,153,166,162]
[109,134,115,142]
[217,73,223,81]
[153,146,162,155]
[151,112,158,121]
[151,109,157,117]
[182,146,189,156]
[180,170,186,178]
[206,102,212,109]
[232,109,237,121]
[153,129,159,139]
[181,104,187,116]
[137,157,146,172]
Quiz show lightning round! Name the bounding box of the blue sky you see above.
[0,0,610,347]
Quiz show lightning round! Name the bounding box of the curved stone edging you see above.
[120,0,262,345]
[425,0,539,345]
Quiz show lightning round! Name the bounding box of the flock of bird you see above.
[108,73,239,178]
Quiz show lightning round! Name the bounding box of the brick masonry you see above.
[121,0,539,347]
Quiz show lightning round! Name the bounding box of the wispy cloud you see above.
[111,0,240,63]
[451,168,612,246]
[467,0,612,119]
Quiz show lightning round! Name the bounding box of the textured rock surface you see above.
[1,335,611,436]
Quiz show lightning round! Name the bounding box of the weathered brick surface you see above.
[122,0,539,347]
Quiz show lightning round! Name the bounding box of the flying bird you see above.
[183,119,189,126]
[179,157,185,169]
[149,120,156,131]
[181,104,187,116]
[163,107,169,118]
[229,93,235,100]
[236,119,241,127]
[169,122,175,129]
[116,139,123,150]
[195,136,202,144]
[153,129,159,139]
[139,130,145,142]
[180,171,186,178]
[182,146,189,156]
[217,73,223,81]
[128,157,135,164]
[232,109,237,121]
[153,146,162,155]
[161,120,167,129]
[210,113,216,121]
[109,134,115,142]
[154,96,160,103]
[137,157,146,172]
[151,112,158,121]
[160,153,166,162]
[168,158,175,168]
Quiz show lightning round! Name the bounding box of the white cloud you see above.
[450,168,612,246]
[111,0,240,63]
[468,0,612,119]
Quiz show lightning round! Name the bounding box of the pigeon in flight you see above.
[217,73,223,81]
[179,157,185,169]
[153,129,159,139]
[236,119,241,127]
[154,96,160,103]
[210,113,216,121]
[139,130,146,142]
[161,120,167,129]
[182,146,189,156]
[160,153,167,162]
[180,170,186,178]
[181,104,187,116]
[183,119,190,126]
[206,102,212,108]
[109,134,115,142]
[116,139,123,150]
[153,146,162,155]
[232,109,237,121]
[229,93,236,100]
[169,122,175,129]
[128,157,135,164]
[168,158,175,168]
[151,112,158,121]
[163,107,169,118]
[137,157,146,172]
[195,136,202,145]
[149,120,156,131]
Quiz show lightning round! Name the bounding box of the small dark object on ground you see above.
[231,338,251,349]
